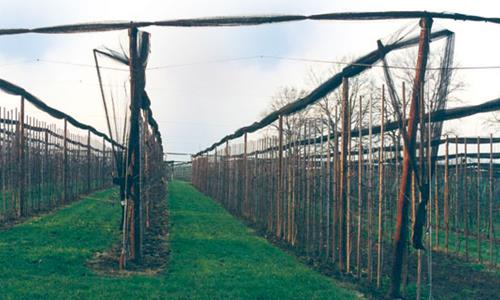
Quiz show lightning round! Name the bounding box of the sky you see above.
[0,0,499,160]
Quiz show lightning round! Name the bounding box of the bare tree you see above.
[261,86,310,141]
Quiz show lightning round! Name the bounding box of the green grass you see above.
[432,227,498,267]
[0,181,359,299]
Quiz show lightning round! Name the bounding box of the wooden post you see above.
[326,120,331,257]
[318,121,324,255]
[347,103,352,272]
[455,136,459,255]
[435,153,439,248]
[401,82,409,295]
[125,26,142,264]
[390,17,433,298]
[244,132,249,217]
[332,105,338,262]
[476,136,481,262]
[356,96,363,279]
[312,120,318,255]
[444,136,449,253]
[290,125,296,245]
[464,137,469,261]
[102,137,106,188]
[43,124,49,209]
[277,115,284,238]
[63,118,68,205]
[339,77,349,272]
[18,97,26,217]
[367,95,373,282]
[87,130,91,193]
[306,121,312,255]
[488,134,493,265]
[377,85,385,288]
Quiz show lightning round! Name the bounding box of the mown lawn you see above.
[0,181,360,299]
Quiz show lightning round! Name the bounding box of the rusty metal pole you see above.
[390,17,433,298]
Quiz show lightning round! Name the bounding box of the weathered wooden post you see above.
[18,97,26,217]
[464,137,469,261]
[338,77,349,272]
[277,115,284,238]
[44,125,49,208]
[244,132,249,217]
[63,118,68,205]
[377,85,385,288]
[367,95,373,282]
[356,95,363,279]
[488,134,493,265]
[87,130,91,193]
[476,136,481,262]
[444,136,449,253]
[102,137,106,188]
[390,17,433,298]
[125,26,142,264]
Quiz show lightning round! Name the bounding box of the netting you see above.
[0,83,115,223]
[94,29,166,268]
[192,19,500,299]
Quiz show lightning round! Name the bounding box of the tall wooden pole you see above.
[476,136,481,262]
[367,95,373,282]
[356,96,363,279]
[377,85,385,288]
[326,120,331,257]
[338,77,349,272]
[277,115,284,238]
[444,136,449,253]
[63,118,68,205]
[332,105,339,262]
[455,136,459,255]
[347,100,352,272]
[390,17,433,298]
[18,97,26,217]
[489,133,493,265]
[464,137,469,261]
[244,132,249,218]
[125,26,142,263]
[87,130,91,193]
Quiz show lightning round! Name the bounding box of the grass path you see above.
[0,181,360,299]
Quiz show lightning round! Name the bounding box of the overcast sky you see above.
[0,0,499,159]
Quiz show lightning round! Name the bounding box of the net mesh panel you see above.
[195,28,453,156]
